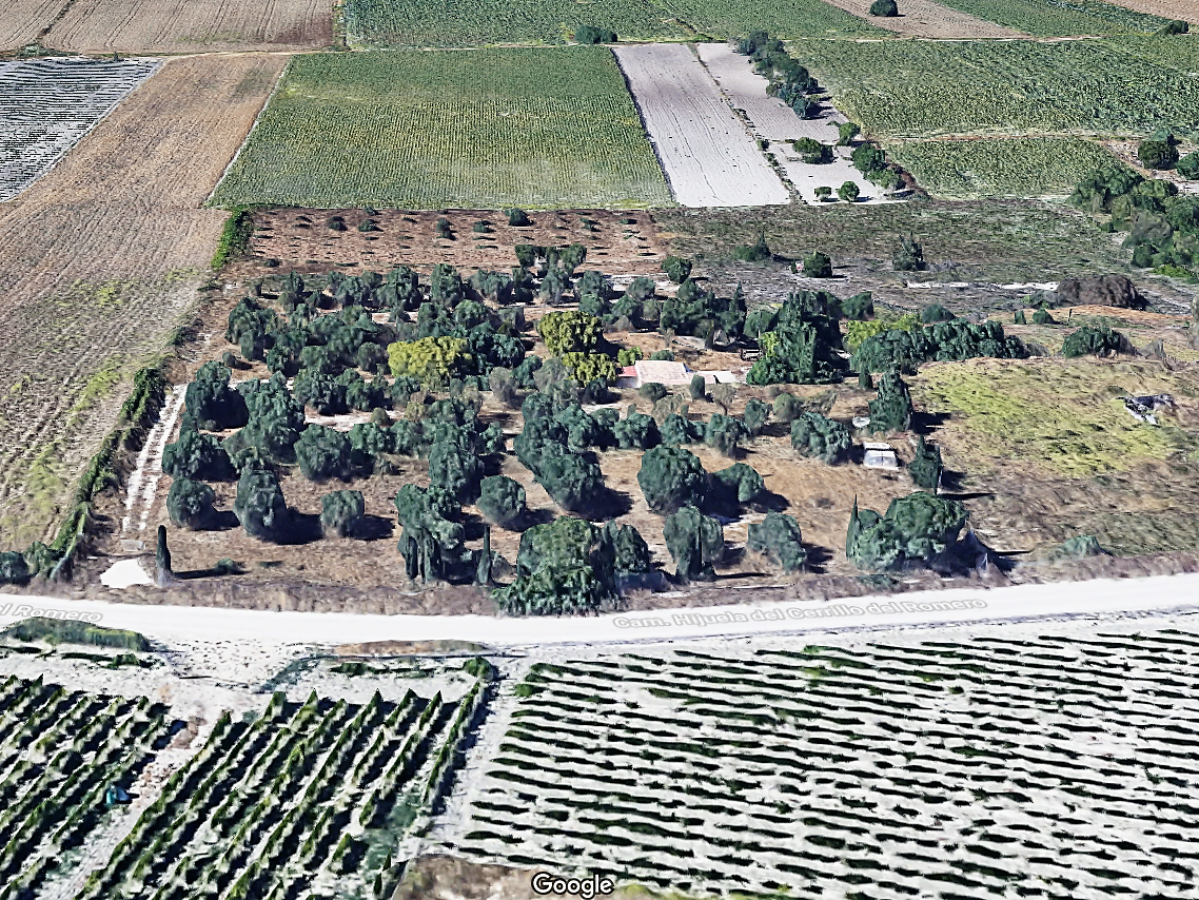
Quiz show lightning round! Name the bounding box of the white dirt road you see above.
[613,43,789,208]
[4,570,1199,649]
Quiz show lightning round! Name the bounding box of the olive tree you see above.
[664,506,724,583]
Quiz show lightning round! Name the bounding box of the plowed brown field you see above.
[0,0,62,49]
[0,53,287,551]
[820,0,1025,37]
[238,208,669,279]
[43,0,332,53]
[1096,0,1198,23]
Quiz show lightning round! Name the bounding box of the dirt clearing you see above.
[43,0,332,53]
[237,208,669,279]
[613,43,789,208]
[820,0,1025,37]
[0,54,287,551]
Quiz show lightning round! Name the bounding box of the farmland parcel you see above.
[41,0,333,53]
[438,624,1199,897]
[790,37,1199,140]
[0,54,287,551]
[0,57,160,203]
[930,0,1170,35]
[0,0,62,49]
[887,137,1118,200]
[209,49,673,211]
[614,44,789,207]
[345,0,884,47]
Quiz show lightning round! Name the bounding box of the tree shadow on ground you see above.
[355,515,394,542]
[277,512,323,546]
[804,544,833,575]
[910,410,951,435]
[578,488,633,521]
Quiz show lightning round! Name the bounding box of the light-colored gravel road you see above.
[613,43,789,208]
[5,570,1199,648]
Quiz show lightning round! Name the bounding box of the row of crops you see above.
[344,0,881,48]
[792,36,1199,141]
[0,675,175,899]
[443,628,1199,898]
[208,48,672,211]
[74,682,489,900]
[0,56,160,203]
[886,136,1118,200]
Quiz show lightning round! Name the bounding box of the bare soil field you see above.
[819,0,1026,37]
[0,53,287,551]
[43,0,333,53]
[1076,0,1198,24]
[0,0,62,49]
[695,44,892,205]
[613,43,789,208]
[235,208,669,280]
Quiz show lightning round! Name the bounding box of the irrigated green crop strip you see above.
[209,48,672,210]
[791,37,1199,140]
[933,0,1169,37]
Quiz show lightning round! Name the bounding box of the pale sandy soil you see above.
[613,44,790,208]
[821,0,1025,37]
[1095,0,1199,23]
[0,0,63,49]
[0,54,287,549]
[43,0,332,52]
[696,44,897,205]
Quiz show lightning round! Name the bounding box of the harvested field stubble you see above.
[209,49,672,211]
[613,43,788,207]
[0,0,64,49]
[43,0,333,52]
[0,54,287,551]
[790,37,1199,138]
[934,0,1171,35]
[887,136,1119,199]
[818,0,1024,38]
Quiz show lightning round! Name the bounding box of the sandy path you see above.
[44,0,332,53]
[0,53,288,548]
[4,570,1199,647]
[0,0,64,49]
[613,44,789,208]
[820,0,1026,37]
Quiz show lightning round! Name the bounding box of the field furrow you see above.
[0,0,66,50]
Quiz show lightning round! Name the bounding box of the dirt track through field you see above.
[43,0,332,52]
[0,53,287,550]
[613,44,789,208]
[819,0,1025,37]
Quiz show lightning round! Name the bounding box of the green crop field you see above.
[790,37,1199,140]
[344,0,885,47]
[887,137,1119,200]
[934,0,1169,37]
[209,49,672,210]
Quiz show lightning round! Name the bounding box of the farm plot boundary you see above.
[209,49,673,211]
[815,0,1025,37]
[0,0,64,50]
[614,43,789,207]
[0,54,288,552]
[932,0,1173,36]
